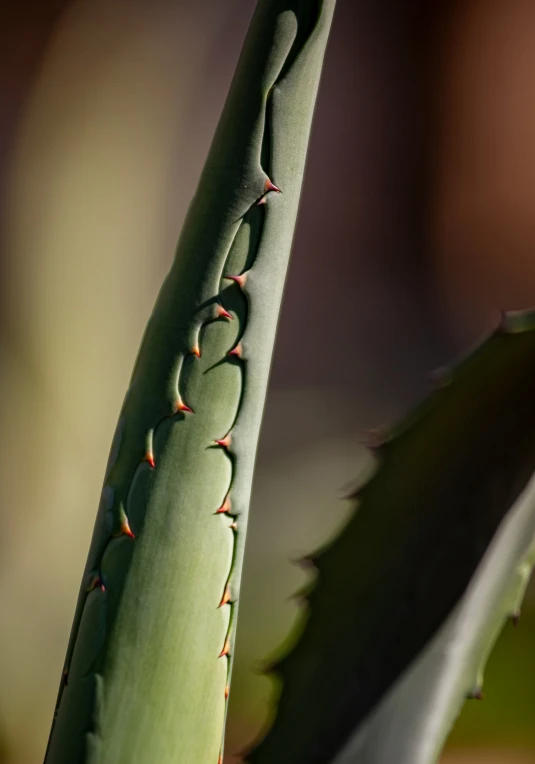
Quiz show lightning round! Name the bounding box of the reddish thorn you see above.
[87,573,105,593]
[191,345,201,358]
[215,496,231,514]
[219,638,231,658]
[146,451,156,469]
[218,755,223,764]
[229,522,238,532]
[229,343,243,359]
[225,273,247,289]
[214,434,231,449]
[175,396,194,414]
[265,178,281,194]
[219,585,232,607]
[257,196,267,205]
[216,304,233,320]
[121,516,136,539]
[224,684,229,699]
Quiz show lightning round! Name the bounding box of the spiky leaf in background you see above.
[333,462,535,764]
[43,2,335,763]
[246,309,535,764]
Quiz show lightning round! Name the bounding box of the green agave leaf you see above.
[333,466,535,764]
[246,309,535,764]
[43,2,335,763]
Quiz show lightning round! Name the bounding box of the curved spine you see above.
[43,2,336,763]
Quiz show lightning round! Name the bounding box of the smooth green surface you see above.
[247,310,535,764]
[44,2,335,763]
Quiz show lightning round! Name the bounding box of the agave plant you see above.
[44,1,336,762]
[43,1,535,763]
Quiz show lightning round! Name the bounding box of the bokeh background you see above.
[2,0,535,762]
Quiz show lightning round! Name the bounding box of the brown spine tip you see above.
[219,585,232,607]
[229,343,243,359]
[218,755,223,764]
[225,273,247,289]
[291,555,316,571]
[512,610,521,627]
[216,304,233,320]
[219,638,231,658]
[191,345,201,358]
[214,434,231,449]
[175,396,194,414]
[215,496,231,515]
[229,522,238,532]
[468,688,484,700]
[224,685,229,699]
[146,451,156,469]
[265,178,281,194]
[257,196,267,205]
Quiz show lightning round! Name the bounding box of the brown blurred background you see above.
[2,0,535,762]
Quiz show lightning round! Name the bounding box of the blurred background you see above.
[2,0,535,762]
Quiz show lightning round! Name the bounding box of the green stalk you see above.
[44,2,336,763]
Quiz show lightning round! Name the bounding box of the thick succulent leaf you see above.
[333,465,535,764]
[246,309,535,764]
[43,2,336,763]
